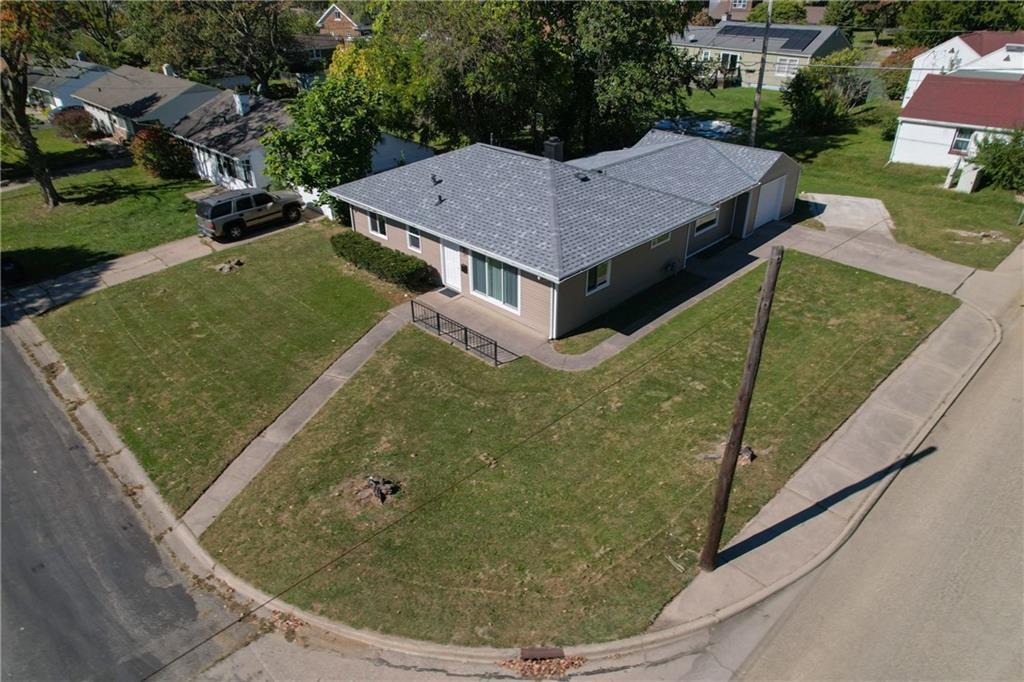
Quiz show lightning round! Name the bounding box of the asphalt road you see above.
[738,306,1024,681]
[1,333,252,681]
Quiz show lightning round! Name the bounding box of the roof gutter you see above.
[897,116,1017,132]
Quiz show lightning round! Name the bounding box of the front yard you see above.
[682,89,1022,270]
[37,225,400,513]
[202,252,956,646]
[1,127,102,180]
[1,166,209,285]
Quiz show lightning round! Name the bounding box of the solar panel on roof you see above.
[718,24,820,51]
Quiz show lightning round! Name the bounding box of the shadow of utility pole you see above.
[717,446,938,565]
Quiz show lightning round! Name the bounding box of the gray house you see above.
[329,133,799,340]
[72,65,220,141]
[673,21,851,89]
[27,58,110,111]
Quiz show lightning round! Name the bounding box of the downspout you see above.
[549,282,559,341]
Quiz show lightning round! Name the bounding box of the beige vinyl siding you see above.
[351,207,444,277]
[688,196,738,255]
[742,154,801,236]
[555,226,687,338]
[681,46,810,89]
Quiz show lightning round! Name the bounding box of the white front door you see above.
[754,177,786,229]
[441,241,462,292]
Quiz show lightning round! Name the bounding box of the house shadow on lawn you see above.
[64,175,199,207]
[716,445,938,566]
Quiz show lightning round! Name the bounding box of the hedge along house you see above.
[329,134,799,340]
[72,65,220,142]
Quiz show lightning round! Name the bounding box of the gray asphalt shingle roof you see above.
[170,91,291,158]
[570,131,785,206]
[329,144,713,281]
[672,21,846,56]
[72,65,219,124]
[27,58,108,92]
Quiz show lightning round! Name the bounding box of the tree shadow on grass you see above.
[1,245,116,323]
[63,175,199,207]
[716,446,938,566]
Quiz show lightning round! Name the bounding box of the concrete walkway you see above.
[181,308,407,537]
[5,221,310,317]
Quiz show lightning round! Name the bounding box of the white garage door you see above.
[753,177,786,229]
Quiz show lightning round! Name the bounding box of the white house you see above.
[889,73,1023,169]
[170,88,434,196]
[170,90,286,190]
[27,58,109,111]
[902,30,1024,106]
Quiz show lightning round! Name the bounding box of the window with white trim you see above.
[651,233,671,249]
[586,260,611,294]
[368,211,386,238]
[775,57,799,78]
[695,216,718,234]
[470,252,518,309]
[950,128,976,155]
[406,225,421,252]
[732,0,748,9]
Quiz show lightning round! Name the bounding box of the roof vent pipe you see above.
[162,63,176,77]
[543,136,564,162]
[233,91,251,116]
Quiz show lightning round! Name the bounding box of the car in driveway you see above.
[195,189,303,241]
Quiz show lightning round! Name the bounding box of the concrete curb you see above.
[3,299,1001,666]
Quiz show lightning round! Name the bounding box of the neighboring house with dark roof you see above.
[170,91,289,189]
[72,65,220,141]
[329,135,799,339]
[171,89,434,191]
[673,20,850,89]
[902,30,1024,106]
[27,58,110,111]
[889,73,1024,169]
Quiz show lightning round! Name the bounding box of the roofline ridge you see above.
[546,160,564,276]
[588,166,715,210]
[581,135,695,171]
[700,139,761,183]
[475,143,551,163]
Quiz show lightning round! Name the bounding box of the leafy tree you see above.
[858,1,902,43]
[52,108,95,141]
[895,0,1024,49]
[823,0,859,40]
[781,48,870,131]
[262,72,382,204]
[55,0,129,66]
[747,0,806,25]
[974,130,1024,193]
[879,46,925,101]
[689,8,716,27]
[125,1,299,93]
[128,126,195,179]
[0,1,64,207]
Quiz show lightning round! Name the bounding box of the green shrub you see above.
[128,126,195,179]
[782,48,870,131]
[331,229,432,288]
[881,113,898,141]
[52,108,95,141]
[974,130,1024,193]
[880,47,925,101]
[747,0,806,24]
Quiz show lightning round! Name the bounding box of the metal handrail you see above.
[410,300,502,366]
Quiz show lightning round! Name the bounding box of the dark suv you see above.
[195,189,303,241]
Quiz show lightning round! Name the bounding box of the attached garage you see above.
[753,176,787,229]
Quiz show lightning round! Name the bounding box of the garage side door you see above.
[753,177,786,229]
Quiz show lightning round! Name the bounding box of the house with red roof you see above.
[902,30,1024,106]
[889,73,1024,168]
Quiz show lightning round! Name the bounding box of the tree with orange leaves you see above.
[1,1,65,207]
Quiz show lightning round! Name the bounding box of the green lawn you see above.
[1,127,102,180]
[202,252,956,646]
[37,225,400,513]
[682,89,1022,270]
[1,166,210,285]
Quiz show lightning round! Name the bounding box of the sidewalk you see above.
[5,220,311,317]
[182,308,407,537]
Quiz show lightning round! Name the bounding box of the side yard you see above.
[2,166,209,285]
[682,89,1022,270]
[37,224,402,513]
[201,252,956,647]
[1,127,103,181]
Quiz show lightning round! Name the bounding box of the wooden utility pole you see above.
[749,0,773,147]
[699,246,785,572]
